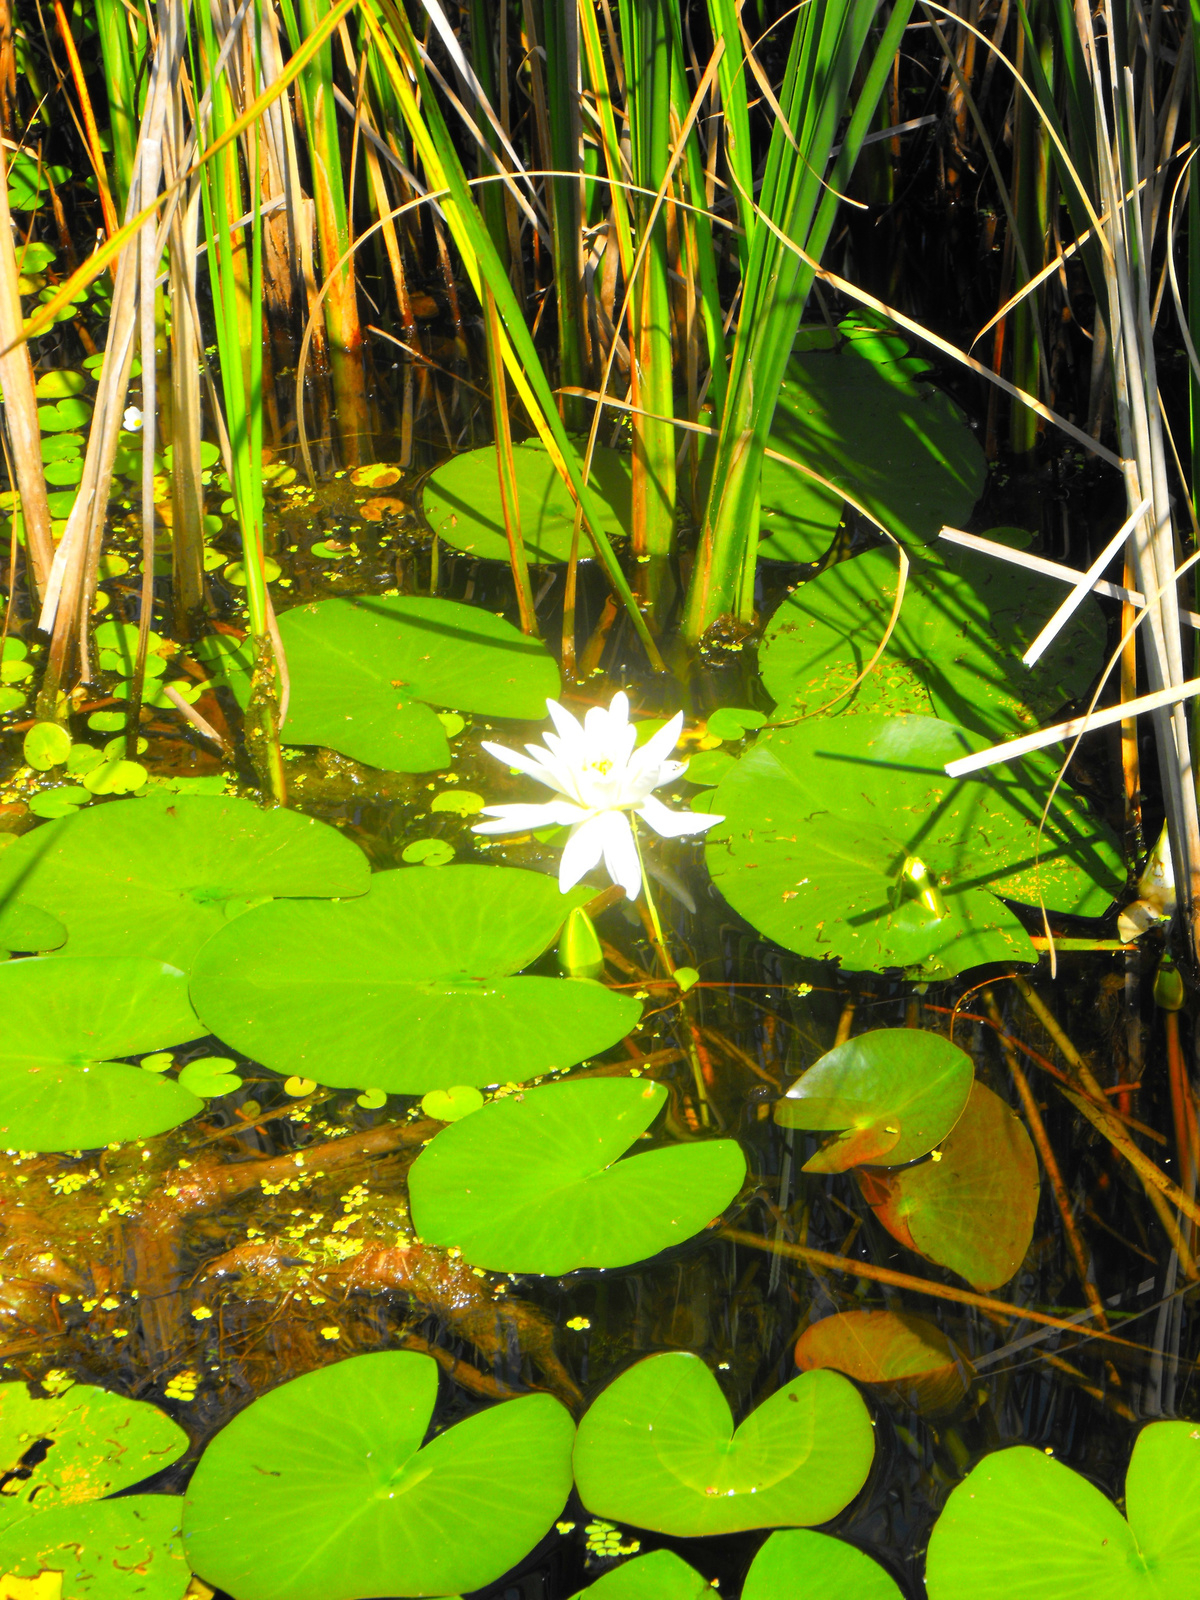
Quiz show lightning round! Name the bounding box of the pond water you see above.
[0,341,1196,1600]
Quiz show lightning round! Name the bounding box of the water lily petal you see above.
[628,710,685,780]
[636,792,725,839]
[600,809,642,899]
[558,813,610,892]
[479,740,572,798]
[472,800,587,834]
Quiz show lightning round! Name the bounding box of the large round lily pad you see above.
[189,866,640,1094]
[858,1082,1040,1291]
[775,1027,973,1171]
[743,1530,906,1600]
[278,594,560,772]
[705,714,1123,976]
[759,541,1105,740]
[0,1382,187,1529]
[0,795,369,968]
[408,1079,746,1274]
[0,1497,190,1600]
[183,1350,575,1600]
[572,1353,873,1537]
[570,1551,711,1600]
[422,437,632,563]
[925,1421,1200,1600]
[794,1311,970,1415]
[757,319,986,562]
[0,1060,203,1152]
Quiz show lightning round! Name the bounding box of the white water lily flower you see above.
[473,691,724,899]
[123,405,143,432]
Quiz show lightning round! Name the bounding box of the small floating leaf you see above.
[350,462,401,489]
[795,1310,970,1415]
[189,867,637,1095]
[776,1028,973,1172]
[0,1497,190,1600]
[742,1530,906,1600]
[400,836,454,865]
[355,1087,388,1109]
[705,706,767,740]
[23,721,71,770]
[409,1079,745,1274]
[430,788,485,815]
[0,1382,187,1528]
[573,1353,873,1537]
[420,1084,484,1121]
[182,1351,575,1600]
[858,1082,1039,1291]
[177,1056,243,1097]
[925,1422,1200,1600]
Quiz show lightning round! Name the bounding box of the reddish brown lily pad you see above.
[795,1309,972,1414]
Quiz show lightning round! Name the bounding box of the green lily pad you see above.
[758,318,985,562]
[44,456,83,487]
[182,1350,575,1600]
[775,1028,973,1171]
[177,1056,243,1097]
[858,1082,1040,1291]
[794,1311,970,1415]
[0,1381,187,1528]
[0,686,26,713]
[0,794,369,969]
[743,1530,906,1600]
[0,1497,190,1600]
[401,836,455,865]
[277,595,560,773]
[0,901,66,952]
[759,541,1105,741]
[409,1079,745,1274]
[573,1353,874,1537]
[33,369,86,399]
[189,866,639,1094]
[95,620,168,677]
[28,786,90,818]
[0,955,204,1149]
[421,1084,484,1121]
[422,438,632,563]
[570,1550,710,1600]
[0,1496,188,1600]
[38,397,92,432]
[705,714,1122,976]
[24,721,71,770]
[925,1421,1200,1600]
[430,788,485,815]
[683,749,735,787]
[705,706,767,740]
[1,955,200,1060]
[192,634,254,709]
[0,1060,203,1151]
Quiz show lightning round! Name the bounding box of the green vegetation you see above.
[0,1,1197,1597]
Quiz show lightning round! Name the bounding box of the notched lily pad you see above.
[758,317,985,562]
[795,1310,971,1415]
[926,1421,1200,1600]
[189,866,639,1094]
[408,1079,746,1274]
[0,1381,187,1529]
[0,794,370,968]
[573,1352,874,1537]
[743,1530,906,1600]
[422,438,632,563]
[0,1496,190,1600]
[775,1028,973,1171]
[759,541,1105,740]
[182,1350,575,1600]
[570,1550,710,1599]
[858,1082,1040,1291]
[277,594,560,773]
[706,713,1122,976]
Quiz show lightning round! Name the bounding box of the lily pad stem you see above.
[632,817,711,1124]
